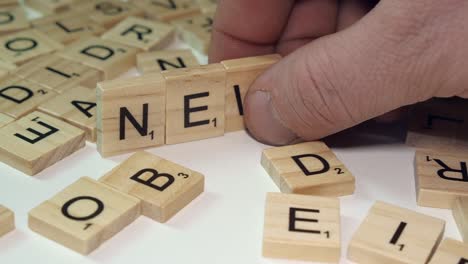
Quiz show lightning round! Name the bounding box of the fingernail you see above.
[244,90,299,146]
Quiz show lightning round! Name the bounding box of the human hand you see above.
[209,0,468,145]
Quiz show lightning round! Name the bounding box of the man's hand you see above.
[209,0,468,145]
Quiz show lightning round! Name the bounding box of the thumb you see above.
[244,1,442,145]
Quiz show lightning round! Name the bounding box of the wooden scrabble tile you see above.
[0,205,14,237]
[262,192,340,263]
[0,6,30,35]
[221,54,281,132]
[453,197,468,243]
[58,37,138,80]
[88,0,144,28]
[415,150,468,209]
[25,0,73,15]
[29,177,140,254]
[32,13,106,44]
[0,29,64,66]
[14,54,103,92]
[0,0,17,7]
[97,73,166,157]
[175,12,213,54]
[429,238,468,264]
[0,112,13,127]
[100,151,204,222]
[163,64,225,144]
[136,49,199,74]
[348,201,445,264]
[39,86,97,142]
[0,111,85,175]
[102,16,174,52]
[406,98,468,152]
[134,0,200,22]
[0,76,57,118]
[261,142,355,197]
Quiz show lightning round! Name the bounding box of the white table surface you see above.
[0,5,463,264]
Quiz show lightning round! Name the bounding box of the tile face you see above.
[262,193,341,263]
[429,238,468,264]
[102,16,174,51]
[136,49,199,74]
[453,197,468,243]
[97,74,166,157]
[0,76,57,118]
[0,111,85,175]
[14,54,103,92]
[39,86,97,142]
[0,112,13,127]
[100,151,204,222]
[25,0,74,14]
[221,54,281,132]
[163,64,225,144]
[88,0,144,28]
[406,98,468,152]
[29,177,141,255]
[0,29,64,66]
[0,6,29,35]
[58,37,138,80]
[32,14,106,44]
[261,142,355,197]
[135,0,200,22]
[416,150,468,209]
[0,205,14,237]
[175,12,213,54]
[348,201,445,264]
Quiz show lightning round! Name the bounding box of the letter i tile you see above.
[99,151,204,223]
[262,192,341,263]
[261,142,355,197]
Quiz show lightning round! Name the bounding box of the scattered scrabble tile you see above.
[39,86,97,142]
[348,201,445,264]
[134,0,200,22]
[262,193,341,263]
[0,29,64,66]
[25,0,73,15]
[100,151,204,222]
[0,112,13,127]
[175,12,213,54]
[415,150,468,209]
[136,49,199,74]
[407,98,468,152]
[453,197,468,242]
[0,111,85,175]
[261,142,355,197]
[29,177,141,254]
[0,205,14,237]
[0,0,17,7]
[429,238,468,264]
[32,13,106,44]
[14,54,103,92]
[102,16,174,52]
[0,6,29,35]
[88,0,144,28]
[58,37,138,80]
[221,54,281,132]
[163,64,225,144]
[0,75,57,118]
[97,74,166,157]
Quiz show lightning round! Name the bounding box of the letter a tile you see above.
[415,150,468,209]
[262,192,341,263]
[261,142,355,197]
[348,201,445,264]
[29,177,140,255]
[429,238,468,264]
[100,151,204,223]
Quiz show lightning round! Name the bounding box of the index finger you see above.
[208,0,294,63]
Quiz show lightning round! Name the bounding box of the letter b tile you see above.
[261,142,355,197]
[99,151,204,223]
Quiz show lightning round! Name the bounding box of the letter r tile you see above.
[261,142,355,197]
[99,151,204,223]
[262,192,341,263]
